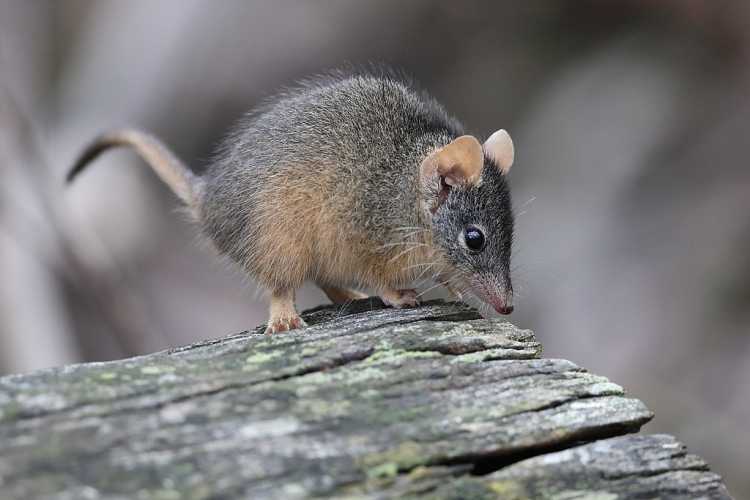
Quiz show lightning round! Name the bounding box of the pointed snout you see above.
[471,275,514,315]
[487,296,514,315]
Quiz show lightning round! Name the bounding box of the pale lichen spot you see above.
[366,462,398,480]
[244,350,283,365]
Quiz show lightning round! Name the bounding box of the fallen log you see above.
[0,300,731,499]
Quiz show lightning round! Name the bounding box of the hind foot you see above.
[380,288,419,308]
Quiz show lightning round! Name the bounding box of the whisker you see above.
[416,280,451,299]
[392,228,425,238]
[515,195,536,210]
[377,241,415,249]
[414,262,440,282]
[376,237,427,252]
[378,238,424,248]
[388,244,428,263]
[400,261,439,271]
[332,295,360,321]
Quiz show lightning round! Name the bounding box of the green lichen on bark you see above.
[0,300,730,499]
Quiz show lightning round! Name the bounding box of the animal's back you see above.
[66,68,517,334]
[200,73,464,289]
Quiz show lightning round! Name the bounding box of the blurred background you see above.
[1,0,749,496]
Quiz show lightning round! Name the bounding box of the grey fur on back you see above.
[200,72,464,275]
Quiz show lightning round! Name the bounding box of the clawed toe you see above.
[265,316,307,334]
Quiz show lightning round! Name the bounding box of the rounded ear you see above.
[483,129,514,174]
[419,135,483,214]
[420,135,483,187]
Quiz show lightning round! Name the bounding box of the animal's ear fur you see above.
[483,129,514,174]
[420,135,483,187]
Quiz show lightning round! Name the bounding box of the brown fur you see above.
[249,158,445,295]
[67,73,516,335]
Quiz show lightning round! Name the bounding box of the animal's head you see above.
[420,130,515,314]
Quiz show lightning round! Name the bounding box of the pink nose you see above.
[495,304,514,315]
[470,281,513,315]
[486,295,513,315]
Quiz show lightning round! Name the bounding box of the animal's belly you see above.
[311,237,432,291]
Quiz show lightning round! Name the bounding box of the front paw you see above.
[265,315,307,334]
[380,288,419,308]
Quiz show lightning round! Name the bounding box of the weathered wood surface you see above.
[403,434,730,499]
[0,300,731,499]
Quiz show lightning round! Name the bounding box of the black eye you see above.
[464,225,485,251]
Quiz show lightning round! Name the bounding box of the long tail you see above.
[66,129,202,206]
